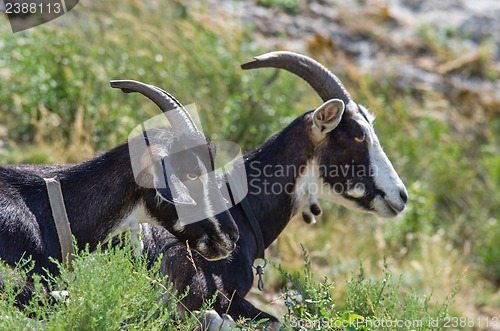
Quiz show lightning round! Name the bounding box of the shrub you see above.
[280,247,460,331]
[0,236,204,331]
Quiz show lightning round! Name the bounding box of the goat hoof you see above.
[202,310,237,331]
[266,321,281,331]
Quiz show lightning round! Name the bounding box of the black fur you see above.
[139,110,380,325]
[0,128,238,306]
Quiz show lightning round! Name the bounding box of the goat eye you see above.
[354,133,366,143]
[186,173,198,181]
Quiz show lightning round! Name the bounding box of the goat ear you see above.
[312,99,345,135]
[155,162,196,205]
[156,176,196,205]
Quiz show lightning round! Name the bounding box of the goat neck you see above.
[50,142,163,250]
[244,114,315,249]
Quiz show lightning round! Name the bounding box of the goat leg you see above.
[194,310,237,331]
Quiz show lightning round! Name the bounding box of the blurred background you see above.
[0,0,499,329]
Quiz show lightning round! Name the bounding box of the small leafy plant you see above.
[256,0,299,15]
[279,246,460,331]
[0,236,205,331]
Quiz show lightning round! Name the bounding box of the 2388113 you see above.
[5,2,63,15]
[443,316,499,328]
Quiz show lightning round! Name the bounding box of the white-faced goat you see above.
[0,80,239,306]
[137,52,408,331]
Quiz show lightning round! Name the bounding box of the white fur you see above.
[351,102,407,216]
[50,290,69,302]
[295,101,407,218]
[195,237,208,255]
[346,182,366,198]
[317,179,368,212]
[172,221,185,233]
[195,219,234,260]
[367,134,406,213]
[293,160,365,214]
[107,202,156,255]
[309,194,320,210]
[203,310,237,331]
[292,161,318,221]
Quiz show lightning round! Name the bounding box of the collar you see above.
[43,177,74,272]
[240,197,267,291]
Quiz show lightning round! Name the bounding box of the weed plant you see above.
[280,247,460,331]
[0,236,210,331]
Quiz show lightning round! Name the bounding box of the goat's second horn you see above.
[110,79,198,136]
[241,51,352,104]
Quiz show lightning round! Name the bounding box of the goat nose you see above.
[229,231,240,242]
[229,229,240,243]
[400,189,408,204]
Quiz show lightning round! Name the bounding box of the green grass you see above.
[0,0,499,328]
[0,0,307,159]
[256,0,299,15]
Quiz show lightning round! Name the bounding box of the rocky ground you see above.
[213,0,500,58]
[206,0,500,133]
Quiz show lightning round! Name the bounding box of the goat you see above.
[0,80,239,306]
[136,51,408,330]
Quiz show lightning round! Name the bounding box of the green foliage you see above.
[418,24,499,80]
[280,250,460,331]
[0,0,307,155]
[0,237,204,331]
[355,72,500,283]
[478,219,500,284]
[256,0,299,15]
[280,246,337,329]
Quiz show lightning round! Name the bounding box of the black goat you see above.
[0,80,239,306]
[138,52,408,330]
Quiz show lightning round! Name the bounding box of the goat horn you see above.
[241,51,352,104]
[110,80,198,136]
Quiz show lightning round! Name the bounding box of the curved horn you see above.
[110,80,198,135]
[241,51,352,104]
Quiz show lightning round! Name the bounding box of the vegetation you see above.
[280,248,460,331]
[0,237,205,330]
[256,0,299,15]
[0,0,498,330]
[0,243,460,331]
